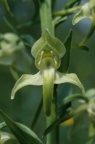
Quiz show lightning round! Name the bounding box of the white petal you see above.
[11,71,43,99]
[55,70,85,94]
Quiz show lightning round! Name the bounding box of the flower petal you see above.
[31,29,66,58]
[42,67,55,116]
[55,70,85,94]
[11,72,43,99]
[72,2,91,25]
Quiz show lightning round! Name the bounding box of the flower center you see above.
[35,44,61,70]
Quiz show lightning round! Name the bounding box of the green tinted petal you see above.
[72,3,91,25]
[11,72,43,99]
[85,89,95,99]
[31,29,65,70]
[55,70,85,94]
[42,67,55,116]
[31,29,66,58]
[73,0,95,46]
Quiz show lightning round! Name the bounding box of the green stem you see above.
[39,0,58,144]
[46,86,59,144]
[53,6,81,16]
[39,0,54,35]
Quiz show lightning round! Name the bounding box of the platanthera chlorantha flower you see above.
[72,0,95,46]
[0,33,24,58]
[11,29,85,116]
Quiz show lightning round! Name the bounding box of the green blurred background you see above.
[0,0,95,144]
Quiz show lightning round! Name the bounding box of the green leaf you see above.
[31,98,43,129]
[71,43,89,51]
[59,29,72,73]
[1,0,13,16]
[43,113,73,138]
[11,72,43,99]
[32,0,39,20]
[55,70,85,94]
[0,131,17,144]
[59,93,89,117]
[0,110,43,144]
[43,104,88,138]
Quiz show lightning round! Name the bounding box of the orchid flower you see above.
[11,29,85,116]
[72,0,95,46]
[0,33,24,58]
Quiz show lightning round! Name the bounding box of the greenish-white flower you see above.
[72,0,95,46]
[0,33,24,57]
[11,29,85,116]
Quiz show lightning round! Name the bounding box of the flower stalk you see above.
[39,0,54,35]
[53,6,81,17]
[11,1,85,144]
[39,0,58,143]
